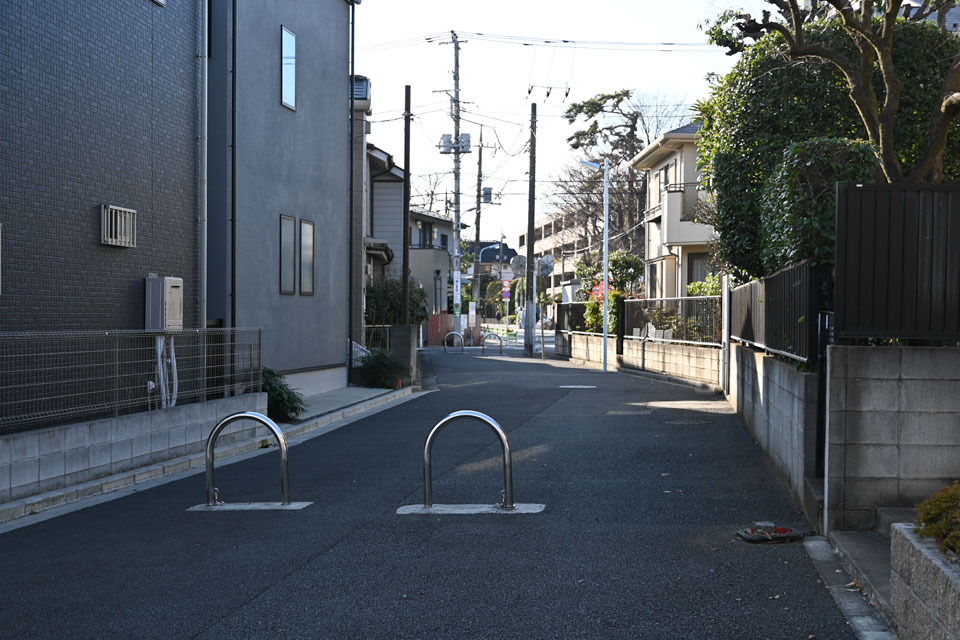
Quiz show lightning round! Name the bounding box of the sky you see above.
[354,0,771,248]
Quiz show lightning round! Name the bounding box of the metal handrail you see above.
[443,331,464,353]
[423,410,514,509]
[205,411,290,506]
[481,333,503,354]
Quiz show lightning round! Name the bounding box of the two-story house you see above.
[627,123,713,299]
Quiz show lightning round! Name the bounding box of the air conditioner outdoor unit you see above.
[351,75,372,113]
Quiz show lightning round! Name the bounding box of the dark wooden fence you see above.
[556,301,587,332]
[836,184,960,339]
[730,260,823,367]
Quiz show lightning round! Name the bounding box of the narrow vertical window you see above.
[281,27,296,110]
[300,220,314,295]
[280,215,296,294]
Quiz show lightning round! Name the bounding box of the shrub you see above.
[916,481,960,558]
[365,276,429,325]
[761,138,878,275]
[687,273,721,297]
[262,367,306,423]
[359,349,403,389]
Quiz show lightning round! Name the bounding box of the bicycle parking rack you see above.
[481,333,503,354]
[443,331,464,353]
[188,411,312,511]
[396,410,545,515]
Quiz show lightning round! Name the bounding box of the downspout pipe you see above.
[199,0,209,329]
[347,0,356,373]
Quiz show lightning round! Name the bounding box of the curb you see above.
[0,386,418,526]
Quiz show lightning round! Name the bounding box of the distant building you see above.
[628,123,714,298]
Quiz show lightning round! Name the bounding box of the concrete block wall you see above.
[828,347,960,530]
[0,394,266,506]
[726,344,819,518]
[621,339,720,385]
[556,332,720,386]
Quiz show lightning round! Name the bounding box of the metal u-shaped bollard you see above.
[205,411,290,506]
[442,331,464,353]
[481,333,503,354]
[423,410,514,509]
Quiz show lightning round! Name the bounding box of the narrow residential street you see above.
[0,350,858,639]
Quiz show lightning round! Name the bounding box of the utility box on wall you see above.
[145,276,184,331]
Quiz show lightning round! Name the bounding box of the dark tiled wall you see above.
[0,1,199,331]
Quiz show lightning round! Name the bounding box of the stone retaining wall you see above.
[891,523,960,640]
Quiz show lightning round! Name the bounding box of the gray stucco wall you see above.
[208,1,350,374]
[0,1,200,331]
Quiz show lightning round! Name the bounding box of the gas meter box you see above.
[145,276,183,331]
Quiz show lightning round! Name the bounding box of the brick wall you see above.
[0,1,199,331]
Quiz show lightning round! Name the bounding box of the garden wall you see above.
[1,393,265,519]
[726,344,821,528]
[556,332,719,386]
[827,346,960,531]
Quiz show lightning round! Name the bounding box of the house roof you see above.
[410,207,469,230]
[627,121,701,171]
[367,144,404,181]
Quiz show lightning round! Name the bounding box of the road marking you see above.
[188,502,313,511]
[397,503,545,515]
[559,385,597,389]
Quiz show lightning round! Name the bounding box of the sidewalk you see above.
[0,385,416,528]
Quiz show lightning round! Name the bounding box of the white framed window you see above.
[281,26,296,110]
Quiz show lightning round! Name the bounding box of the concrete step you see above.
[876,507,915,538]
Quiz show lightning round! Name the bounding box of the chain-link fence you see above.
[0,328,262,434]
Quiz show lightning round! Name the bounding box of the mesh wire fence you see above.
[623,297,721,346]
[0,328,262,434]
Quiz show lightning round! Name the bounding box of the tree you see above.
[697,15,960,279]
[553,91,691,258]
[706,0,960,183]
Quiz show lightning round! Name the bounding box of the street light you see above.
[580,158,609,372]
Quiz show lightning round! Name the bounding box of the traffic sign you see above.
[502,279,510,289]
[502,291,510,300]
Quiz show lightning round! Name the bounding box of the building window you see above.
[300,220,314,295]
[280,215,296,294]
[648,264,658,299]
[440,233,448,250]
[688,252,710,285]
[281,27,296,110]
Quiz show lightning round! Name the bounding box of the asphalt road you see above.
[0,350,856,639]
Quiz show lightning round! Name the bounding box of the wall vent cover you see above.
[101,205,137,247]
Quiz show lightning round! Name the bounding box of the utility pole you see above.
[401,85,412,323]
[524,103,537,357]
[450,31,463,334]
[472,126,483,337]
